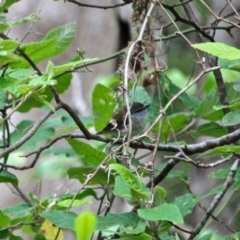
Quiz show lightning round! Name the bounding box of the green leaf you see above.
[233,173,240,191]
[120,220,146,235]
[9,13,41,26]
[75,212,97,240]
[222,110,240,126]
[0,91,7,109]
[129,86,151,104]
[10,119,57,151]
[174,193,202,217]
[157,112,193,137]
[68,166,114,185]
[118,233,152,240]
[192,42,240,60]
[167,171,190,184]
[13,38,58,68]
[0,0,18,13]
[41,210,77,231]
[113,176,143,206]
[96,212,140,230]
[0,23,10,32]
[113,176,131,197]
[138,203,183,223]
[219,58,240,72]
[9,235,23,240]
[43,22,77,56]
[0,51,23,65]
[198,233,213,240]
[203,145,239,157]
[92,83,117,131]
[191,122,228,138]
[54,58,97,76]
[195,89,224,121]
[17,73,72,112]
[110,164,149,197]
[0,211,10,227]
[45,61,55,80]
[57,199,91,208]
[3,203,32,218]
[209,167,230,179]
[160,73,199,110]
[0,170,18,184]
[153,186,166,206]
[158,233,176,240]
[0,230,9,239]
[0,40,19,51]
[67,138,107,166]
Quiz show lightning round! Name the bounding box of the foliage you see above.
[0,1,240,240]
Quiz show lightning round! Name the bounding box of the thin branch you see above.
[165,155,233,168]
[8,126,240,171]
[0,105,60,160]
[188,159,240,239]
[123,2,156,153]
[66,0,129,9]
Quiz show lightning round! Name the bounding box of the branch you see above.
[66,0,129,9]
[0,105,60,160]
[188,159,240,239]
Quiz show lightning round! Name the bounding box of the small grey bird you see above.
[98,102,150,135]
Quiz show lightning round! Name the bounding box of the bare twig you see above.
[66,0,129,9]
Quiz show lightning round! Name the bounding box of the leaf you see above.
[0,40,19,51]
[157,112,193,137]
[113,176,143,206]
[160,73,199,110]
[219,58,240,72]
[41,210,77,231]
[117,233,152,240]
[0,91,7,109]
[153,187,166,206]
[195,89,224,121]
[17,73,72,112]
[0,51,23,65]
[0,211,10,227]
[43,22,77,56]
[92,83,117,131]
[3,203,32,218]
[10,119,58,151]
[75,212,97,240]
[0,170,18,184]
[191,122,228,138]
[15,38,58,68]
[222,110,240,126]
[54,58,98,76]
[45,61,55,80]
[67,138,107,166]
[96,212,140,230]
[138,203,183,223]
[9,13,41,26]
[203,145,240,157]
[57,199,91,208]
[41,220,64,240]
[129,86,151,104]
[174,194,202,217]
[209,167,230,179]
[0,0,18,13]
[167,171,190,184]
[192,42,240,60]
[68,166,114,185]
[110,164,150,197]
[9,235,23,240]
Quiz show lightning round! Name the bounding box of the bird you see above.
[97,102,150,136]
